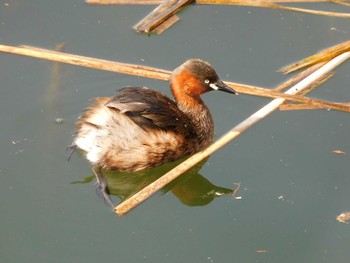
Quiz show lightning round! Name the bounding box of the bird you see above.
[67,58,237,206]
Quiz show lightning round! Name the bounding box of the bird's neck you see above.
[176,93,214,149]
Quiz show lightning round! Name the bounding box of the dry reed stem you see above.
[134,0,193,33]
[153,15,180,34]
[87,0,350,18]
[273,63,322,109]
[279,39,350,73]
[279,72,334,110]
[197,1,350,18]
[86,0,336,4]
[1,44,349,112]
[279,104,322,110]
[208,0,342,2]
[280,100,350,111]
[331,0,350,7]
[270,3,350,17]
[87,0,162,4]
[273,62,325,92]
[230,84,350,112]
[115,51,350,216]
[195,0,350,18]
[3,45,171,80]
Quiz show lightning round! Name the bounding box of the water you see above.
[1,1,350,262]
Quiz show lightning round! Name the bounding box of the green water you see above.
[1,1,350,262]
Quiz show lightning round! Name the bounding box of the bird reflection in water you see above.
[72,158,235,208]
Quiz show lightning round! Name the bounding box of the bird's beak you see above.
[210,80,238,95]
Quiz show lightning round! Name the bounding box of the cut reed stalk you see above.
[279,39,350,73]
[0,44,171,80]
[134,0,193,33]
[153,15,180,34]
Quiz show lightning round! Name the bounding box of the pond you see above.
[1,1,350,262]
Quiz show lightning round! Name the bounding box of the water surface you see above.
[1,1,350,262]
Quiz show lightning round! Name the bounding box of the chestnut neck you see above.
[170,71,214,147]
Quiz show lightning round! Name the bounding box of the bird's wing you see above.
[105,87,194,134]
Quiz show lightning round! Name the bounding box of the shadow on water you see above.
[72,158,235,208]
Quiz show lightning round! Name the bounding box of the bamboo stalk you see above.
[1,44,349,112]
[115,51,350,216]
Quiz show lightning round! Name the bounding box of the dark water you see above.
[1,1,350,262]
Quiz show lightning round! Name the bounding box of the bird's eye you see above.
[204,79,210,84]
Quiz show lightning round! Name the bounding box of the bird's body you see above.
[73,87,210,172]
[68,58,237,207]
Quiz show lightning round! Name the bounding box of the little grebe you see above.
[68,59,236,204]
